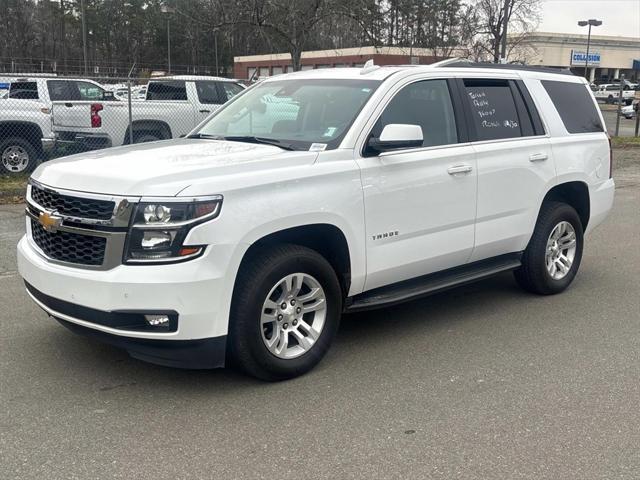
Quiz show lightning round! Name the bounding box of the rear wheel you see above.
[0,137,38,175]
[514,202,584,295]
[228,244,342,381]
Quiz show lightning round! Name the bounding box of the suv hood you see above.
[32,139,318,196]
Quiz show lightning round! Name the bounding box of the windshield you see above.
[193,79,381,151]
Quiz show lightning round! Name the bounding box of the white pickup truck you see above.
[592,84,636,105]
[0,76,110,175]
[51,76,245,150]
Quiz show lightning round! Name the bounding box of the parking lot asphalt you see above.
[1,161,639,480]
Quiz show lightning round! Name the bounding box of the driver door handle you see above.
[529,153,548,162]
[199,109,211,114]
[447,164,473,175]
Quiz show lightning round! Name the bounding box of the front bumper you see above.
[18,235,234,368]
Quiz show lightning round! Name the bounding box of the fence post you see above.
[127,80,134,145]
[614,74,624,137]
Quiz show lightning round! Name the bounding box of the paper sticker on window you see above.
[323,127,337,137]
[309,143,327,152]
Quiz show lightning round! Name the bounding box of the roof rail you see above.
[435,60,575,76]
[429,57,472,68]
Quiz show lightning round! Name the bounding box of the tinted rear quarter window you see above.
[542,80,603,134]
[9,82,38,99]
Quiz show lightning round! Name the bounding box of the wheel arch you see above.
[0,121,44,156]
[237,223,353,298]
[123,120,172,144]
[541,181,590,231]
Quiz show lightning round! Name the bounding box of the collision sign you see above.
[570,50,601,66]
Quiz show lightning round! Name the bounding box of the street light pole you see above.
[578,19,602,82]
[161,4,176,74]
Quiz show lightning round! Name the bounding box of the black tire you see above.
[133,132,161,143]
[228,244,343,381]
[514,201,584,295]
[0,137,39,175]
[606,95,613,104]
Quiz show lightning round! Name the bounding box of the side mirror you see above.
[103,91,115,100]
[367,124,423,154]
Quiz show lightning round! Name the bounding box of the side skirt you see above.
[345,253,522,313]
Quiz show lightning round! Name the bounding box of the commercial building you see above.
[233,46,440,80]
[234,32,639,84]
[514,32,640,83]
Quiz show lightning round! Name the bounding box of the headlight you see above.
[124,197,222,264]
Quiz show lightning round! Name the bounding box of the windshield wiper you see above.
[187,133,225,140]
[223,136,296,151]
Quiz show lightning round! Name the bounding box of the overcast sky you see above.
[538,0,640,37]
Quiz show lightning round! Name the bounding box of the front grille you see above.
[30,219,106,266]
[31,185,115,220]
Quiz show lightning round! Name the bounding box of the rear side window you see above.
[221,82,244,101]
[9,82,38,99]
[73,81,105,100]
[47,80,71,100]
[462,79,523,141]
[146,81,187,101]
[542,80,603,134]
[195,81,224,104]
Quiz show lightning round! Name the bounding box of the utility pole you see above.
[81,0,88,75]
[499,0,510,63]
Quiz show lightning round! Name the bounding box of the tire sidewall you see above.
[0,137,38,175]
[231,248,342,380]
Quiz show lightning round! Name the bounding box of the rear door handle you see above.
[199,109,211,114]
[447,164,473,175]
[529,153,548,162]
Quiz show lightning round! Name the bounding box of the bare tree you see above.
[469,0,541,63]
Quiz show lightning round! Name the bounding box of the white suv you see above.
[18,64,615,380]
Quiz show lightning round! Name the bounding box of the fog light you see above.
[144,314,170,327]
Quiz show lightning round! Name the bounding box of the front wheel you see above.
[228,244,343,381]
[514,202,584,295]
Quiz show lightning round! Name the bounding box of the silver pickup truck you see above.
[51,76,245,150]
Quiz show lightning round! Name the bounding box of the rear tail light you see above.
[90,103,103,128]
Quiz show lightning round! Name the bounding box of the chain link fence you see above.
[0,73,247,176]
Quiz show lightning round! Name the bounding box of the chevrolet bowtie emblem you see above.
[38,212,62,232]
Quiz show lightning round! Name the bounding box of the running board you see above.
[345,253,522,313]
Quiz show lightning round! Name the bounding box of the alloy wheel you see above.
[260,273,327,359]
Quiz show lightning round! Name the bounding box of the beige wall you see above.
[515,32,639,69]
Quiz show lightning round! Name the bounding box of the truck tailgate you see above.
[52,102,93,128]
